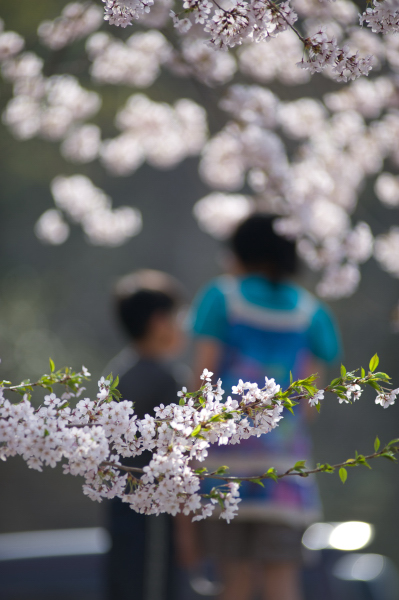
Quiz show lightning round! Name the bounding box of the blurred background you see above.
[0,0,398,598]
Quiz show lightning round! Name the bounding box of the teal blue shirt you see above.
[191,274,341,386]
[190,275,342,521]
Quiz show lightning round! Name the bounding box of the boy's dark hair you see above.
[114,270,184,341]
[230,214,297,279]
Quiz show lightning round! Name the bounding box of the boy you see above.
[106,269,186,600]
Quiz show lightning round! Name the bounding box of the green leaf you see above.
[214,466,229,475]
[111,375,119,389]
[373,372,391,380]
[194,468,208,475]
[367,380,381,392]
[369,353,379,372]
[334,385,348,393]
[191,424,202,437]
[49,358,55,373]
[249,478,265,487]
[330,377,342,387]
[266,468,278,482]
[388,438,399,447]
[374,436,380,452]
[339,467,347,483]
[355,455,372,469]
[361,367,365,378]
[317,463,334,473]
[341,364,346,378]
[303,385,317,394]
[294,460,307,471]
[179,398,185,406]
[380,452,397,462]
[289,371,293,385]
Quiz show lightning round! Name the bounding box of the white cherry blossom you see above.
[38,2,103,50]
[35,175,142,247]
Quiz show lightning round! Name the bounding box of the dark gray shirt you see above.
[105,347,183,468]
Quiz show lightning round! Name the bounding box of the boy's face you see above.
[147,310,186,357]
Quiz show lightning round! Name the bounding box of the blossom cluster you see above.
[360,0,399,35]
[374,227,399,278]
[2,57,101,142]
[86,30,172,87]
[0,369,287,522]
[304,379,365,407]
[35,175,142,247]
[0,19,24,62]
[202,0,298,51]
[101,94,208,174]
[2,3,399,305]
[375,387,399,408]
[375,172,399,207]
[193,83,387,298]
[38,2,103,50]
[298,28,373,82]
[0,362,397,521]
[102,0,155,27]
[105,0,297,49]
[169,37,238,85]
[99,0,394,85]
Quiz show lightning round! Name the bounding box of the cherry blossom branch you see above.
[101,461,145,474]
[0,354,397,521]
[6,374,75,393]
[264,0,306,43]
[196,440,399,484]
[1,362,91,397]
[100,437,399,485]
[210,0,227,13]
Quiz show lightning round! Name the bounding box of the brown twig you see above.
[264,0,306,43]
[98,445,398,482]
[4,374,74,393]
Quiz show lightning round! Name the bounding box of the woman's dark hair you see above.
[230,214,297,279]
[114,270,184,340]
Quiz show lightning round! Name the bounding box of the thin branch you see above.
[264,0,306,43]
[4,374,75,393]
[101,461,145,474]
[211,0,227,12]
[199,446,399,481]
[98,445,399,482]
